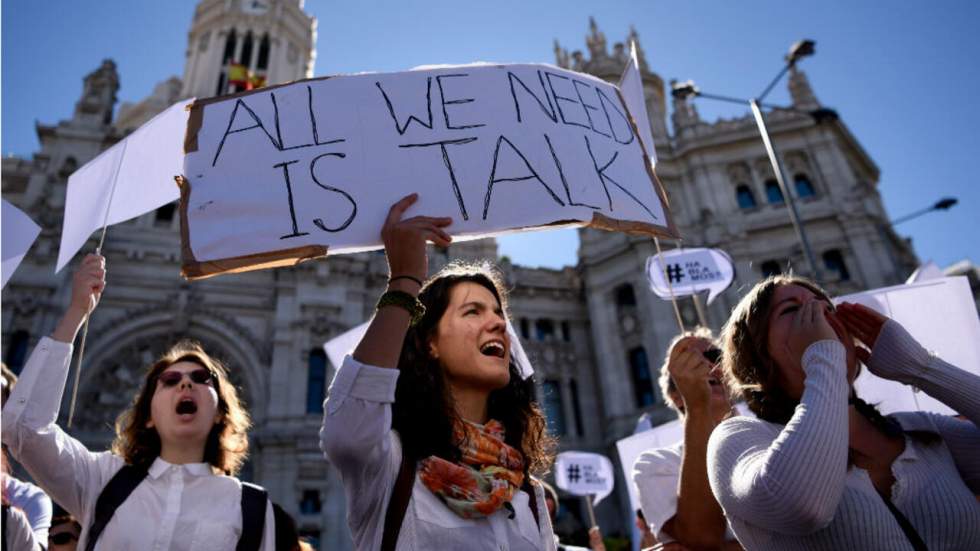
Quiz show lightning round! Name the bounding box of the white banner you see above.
[1,200,42,288]
[57,99,192,272]
[835,276,980,415]
[180,63,677,278]
[646,247,735,304]
[554,451,615,505]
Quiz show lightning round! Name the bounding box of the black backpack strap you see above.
[3,504,10,551]
[878,492,928,551]
[522,478,540,528]
[86,464,149,551]
[381,451,415,551]
[236,482,268,551]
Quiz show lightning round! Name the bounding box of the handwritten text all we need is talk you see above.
[204,66,659,241]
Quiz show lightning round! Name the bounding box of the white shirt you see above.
[2,475,52,544]
[4,505,41,551]
[1,337,276,551]
[632,442,737,544]
[320,355,557,551]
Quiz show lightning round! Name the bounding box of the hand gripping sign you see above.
[646,247,735,305]
[179,63,677,279]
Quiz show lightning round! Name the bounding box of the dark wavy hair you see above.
[112,340,252,475]
[392,262,555,476]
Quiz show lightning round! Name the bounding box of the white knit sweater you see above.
[707,321,980,550]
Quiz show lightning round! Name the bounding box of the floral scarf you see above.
[419,419,525,519]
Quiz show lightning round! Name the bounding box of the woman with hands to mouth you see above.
[707,276,980,551]
[320,194,557,550]
[1,254,275,551]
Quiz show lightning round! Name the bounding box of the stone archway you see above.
[68,310,268,469]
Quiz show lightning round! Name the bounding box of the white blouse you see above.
[320,355,557,551]
[1,337,276,551]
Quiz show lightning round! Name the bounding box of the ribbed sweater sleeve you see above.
[870,320,980,490]
[708,340,850,535]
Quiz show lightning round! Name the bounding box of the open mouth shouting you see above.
[479,339,507,360]
[175,396,199,420]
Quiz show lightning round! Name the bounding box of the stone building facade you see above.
[2,4,917,548]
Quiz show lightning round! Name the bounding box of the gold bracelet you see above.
[377,290,426,326]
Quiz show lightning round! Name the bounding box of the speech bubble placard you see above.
[646,247,735,305]
[554,451,615,505]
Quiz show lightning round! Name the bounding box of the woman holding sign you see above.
[1,254,276,550]
[708,275,980,550]
[320,194,557,550]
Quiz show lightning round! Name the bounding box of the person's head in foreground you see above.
[659,326,733,423]
[112,340,251,474]
[48,514,82,551]
[393,261,554,477]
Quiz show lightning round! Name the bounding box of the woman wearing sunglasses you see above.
[1,254,275,550]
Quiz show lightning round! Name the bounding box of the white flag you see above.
[2,200,42,288]
[57,99,194,271]
[554,451,615,505]
[619,42,657,167]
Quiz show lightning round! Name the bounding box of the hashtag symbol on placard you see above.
[567,465,581,483]
[667,263,685,284]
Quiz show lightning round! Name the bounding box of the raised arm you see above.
[838,303,980,489]
[1,254,119,518]
[318,195,450,544]
[663,338,727,550]
[708,301,850,535]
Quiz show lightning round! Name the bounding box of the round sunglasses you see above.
[157,368,215,388]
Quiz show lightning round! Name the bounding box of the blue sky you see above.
[3,1,977,270]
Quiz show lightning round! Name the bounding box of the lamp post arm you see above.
[758,63,792,102]
[891,206,937,226]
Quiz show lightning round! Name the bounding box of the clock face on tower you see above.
[242,0,270,15]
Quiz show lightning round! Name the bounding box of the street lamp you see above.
[891,197,959,225]
[672,39,824,284]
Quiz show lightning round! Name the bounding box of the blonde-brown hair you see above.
[658,326,715,415]
[719,275,830,424]
[112,340,251,475]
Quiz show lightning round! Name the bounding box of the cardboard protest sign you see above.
[646,247,735,304]
[554,451,615,505]
[180,63,677,279]
[2,200,42,288]
[57,99,192,272]
[834,276,980,415]
[323,318,535,379]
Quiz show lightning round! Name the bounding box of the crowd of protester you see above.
[1,195,977,550]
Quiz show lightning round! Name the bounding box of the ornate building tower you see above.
[181,0,316,99]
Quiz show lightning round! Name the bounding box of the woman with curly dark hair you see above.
[707,275,980,550]
[320,194,557,550]
[1,254,275,551]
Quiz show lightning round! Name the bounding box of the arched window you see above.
[560,321,571,342]
[615,284,636,307]
[736,184,757,209]
[154,202,176,228]
[760,260,783,278]
[519,318,530,340]
[4,330,30,374]
[629,347,655,407]
[823,249,851,281]
[542,380,566,436]
[299,489,321,514]
[765,179,784,204]
[256,34,271,70]
[240,31,254,66]
[794,173,816,198]
[306,348,327,414]
[222,29,237,63]
[569,378,584,436]
[535,319,555,341]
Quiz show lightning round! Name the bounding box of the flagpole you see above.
[653,237,686,334]
[67,139,128,428]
